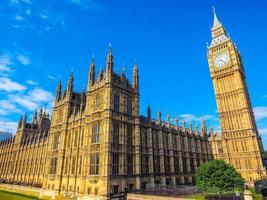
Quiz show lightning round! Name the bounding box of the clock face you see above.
[214,53,230,68]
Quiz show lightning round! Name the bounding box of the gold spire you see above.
[212,6,222,30]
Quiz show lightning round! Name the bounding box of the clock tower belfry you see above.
[207,7,266,181]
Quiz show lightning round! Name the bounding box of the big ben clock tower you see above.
[207,7,266,181]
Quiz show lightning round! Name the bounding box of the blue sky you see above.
[0,0,267,149]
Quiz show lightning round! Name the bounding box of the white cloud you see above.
[0,120,18,133]
[28,87,53,103]
[9,0,31,4]
[0,54,12,72]
[178,113,215,122]
[0,100,22,116]
[8,87,54,111]
[253,106,267,121]
[11,94,38,110]
[47,75,56,80]
[26,80,38,85]
[17,54,30,65]
[0,78,26,92]
[15,15,24,21]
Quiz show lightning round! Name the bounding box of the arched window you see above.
[114,94,120,112]
[91,122,100,144]
[95,94,101,108]
[126,97,132,115]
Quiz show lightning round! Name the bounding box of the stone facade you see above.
[0,49,212,199]
[0,110,50,187]
[0,7,266,199]
[208,8,266,181]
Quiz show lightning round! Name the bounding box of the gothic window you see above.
[81,129,84,146]
[141,130,148,147]
[153,131,159,148]
[190,157,195,172]
[164,156,170,173]
[113,122,119,144]
[71,157,76,174]
[127,124,133,146]
[95,94,101,108]
[67,132,71,148]
[53,133,60,150]
[141,155,149,174]
[126,97,132,115]
[89,153,99,175]
[91,122,100,144]
[174,156,179,173]
[183,157,187,173]
[64,157,69,174]
[154,155,160,173]
[112,153,119,175]
[74,130,78,148]
[127,154,133,174]
[114,94,120,112]
[163,134,169,150]
[78,156,82,175]
[49,158,57,174]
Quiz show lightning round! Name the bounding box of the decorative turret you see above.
[167,113,171,126]
[88,56,95,88]
[147,105,151,121]
[55,80,62,101]
[209,6,230,48]
[67,71,74,94]
[201,118,207,137]
[18,116,23,129]
[195,124,199,134]
[106,44,113,82]
[182,120,186,129]
[122,64,126,78]
[32,110,38,124]
[175,117,179,127]
[133,63,139,91]
[23,113,27,127]
[157,109,162,124]
[189,121,193,132]
[80,87,86,112]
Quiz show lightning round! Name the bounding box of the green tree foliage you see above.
[196,160,244,194]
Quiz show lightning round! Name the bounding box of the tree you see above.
[196,160,244,194]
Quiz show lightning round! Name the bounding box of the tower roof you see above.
[212,6,222,30]
[209,6,230,48]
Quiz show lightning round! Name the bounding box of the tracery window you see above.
[50,158,57,174]
[126,97,132,115]
[89,153,99,175]
[114,94,120,112]
[113,122,119,144]
[91,122,100,144]
[112,153,119,175]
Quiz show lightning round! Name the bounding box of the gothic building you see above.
[0,48,212,198]
[208,8,266,181]
[0,6,266,200]
[42,48,212,197]
[0,110,50,186]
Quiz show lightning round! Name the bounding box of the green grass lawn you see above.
[0,190,40,200]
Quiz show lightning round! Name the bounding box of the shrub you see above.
[196,160,244,194]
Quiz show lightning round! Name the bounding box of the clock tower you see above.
[207,7,266,181]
